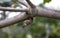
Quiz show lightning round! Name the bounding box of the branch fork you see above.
[0,0,60,28]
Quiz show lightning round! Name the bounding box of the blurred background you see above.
[0,0,60,38]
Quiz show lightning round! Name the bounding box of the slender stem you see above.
[17,0,28,7]
[26,0,36,8]
[0,7,28,12]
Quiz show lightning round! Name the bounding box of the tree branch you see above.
[0,13,28,28]
[17,0,29,7]
[0,7,28,12]
[0,6,60,28]
[26,0,36,8]
[35,6,60,19]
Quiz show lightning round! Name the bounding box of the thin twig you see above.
[0,7,28,12]
[26,0,36,8]
[17,0,29,7]
[17,0,27,7]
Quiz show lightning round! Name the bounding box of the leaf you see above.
[43,0,51,4]
[4,32,9,38]
[39,3,44,7]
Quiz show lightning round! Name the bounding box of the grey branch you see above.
[0,0,60,28]
[0,6,60,28]
[0,13,28,28]
[36,6,60,19]
[0,7,28,12]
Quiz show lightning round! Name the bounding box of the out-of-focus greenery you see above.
[43,0,51,4]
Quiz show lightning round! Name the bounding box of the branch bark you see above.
[36,6,60,19]
[0,6,60,28]
[0,13,28,28]
[0,0,60,28]
[0,7,28,12]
